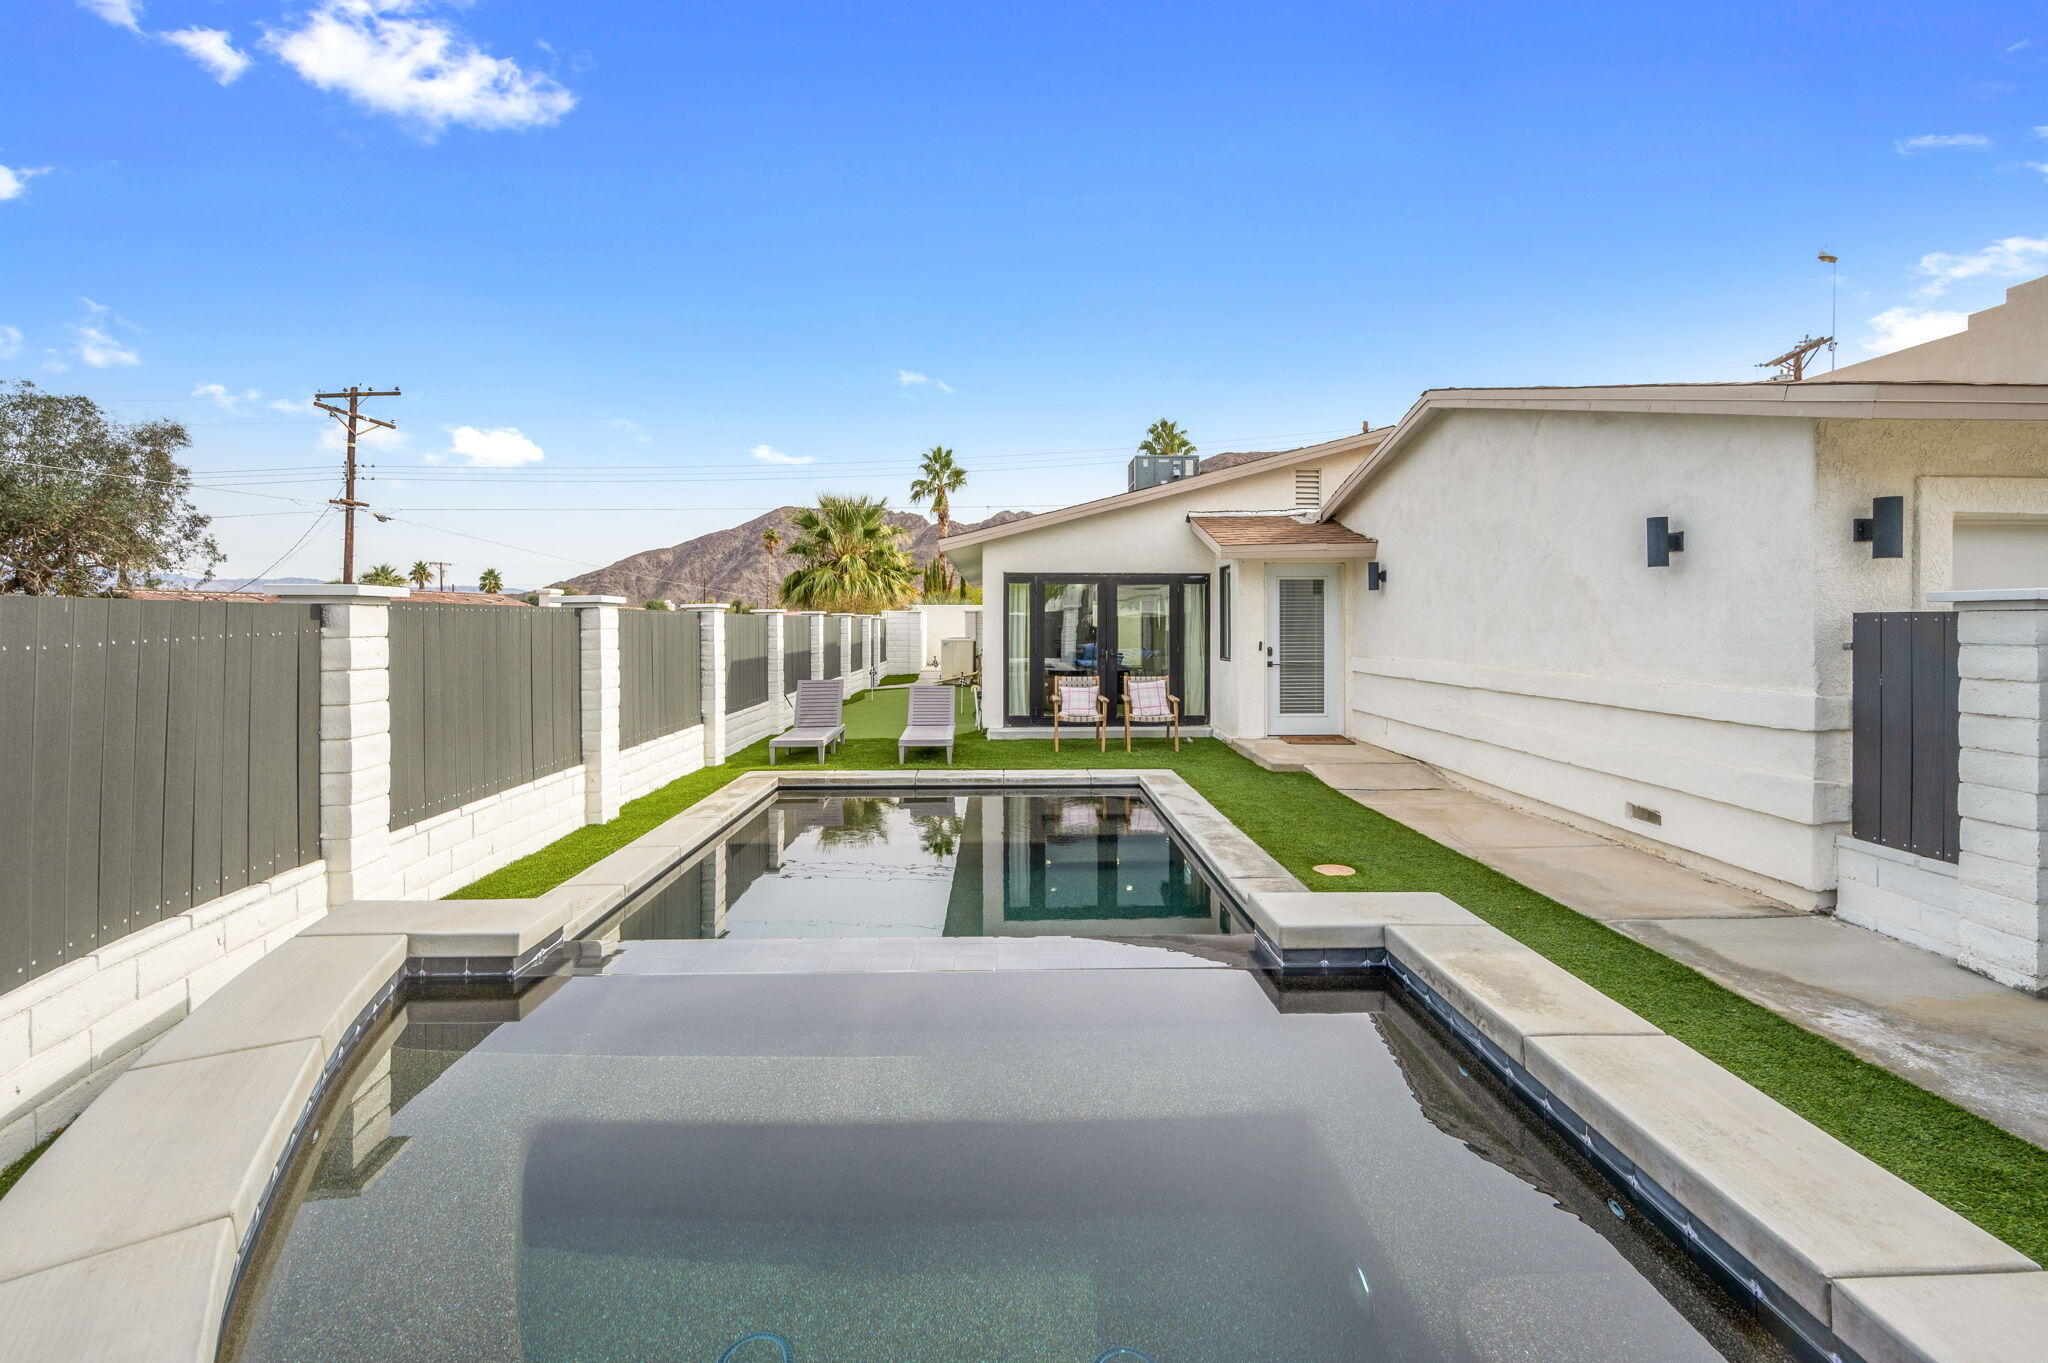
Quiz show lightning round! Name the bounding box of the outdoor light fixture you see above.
[1852,495,1905,558]
[1366,561,1389,591]
[1646,517,1685,568]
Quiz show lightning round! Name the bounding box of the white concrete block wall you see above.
[884,610,924,673]
[1834,836,1961,956]
[689,605,729,767]
[619,723,708,804]
[723,700,779,759]
[766,612,791,730]
[0,860,326,1165]
[318,601,396,906]
[567,598,625,824]
[383,765,588,899]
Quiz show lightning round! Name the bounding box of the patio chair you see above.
[1049,676,1107,752]
[897,684,958,763]
[769,679,845,765]
[1120,674,1181,752]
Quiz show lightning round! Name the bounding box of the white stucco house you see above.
[946,274,2048,989]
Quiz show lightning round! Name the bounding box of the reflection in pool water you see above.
[607,790,1231,943]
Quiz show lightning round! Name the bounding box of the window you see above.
[1218,565,1232,660]
[1294,468,1321,508]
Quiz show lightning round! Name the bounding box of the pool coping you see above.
[0,770,2039,1362]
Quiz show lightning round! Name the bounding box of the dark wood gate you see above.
[1850,612,1960,862]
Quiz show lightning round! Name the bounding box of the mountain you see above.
[558,507,1031,605]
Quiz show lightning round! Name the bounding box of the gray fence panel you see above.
[725,613,769,713]
[387,605,584,829]
[850,617,866,672]
[825,617,844,678]
[0,598,321,993]
[620,609,703,748]
[783,619,810,694]
[1850,611,1960,862]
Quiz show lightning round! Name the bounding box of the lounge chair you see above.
[1120,674,1181,751]
[897,683,957,763]
[770,679,845,764]
[1049,676,1106,752]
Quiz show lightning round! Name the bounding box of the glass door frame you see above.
[1002,572,1210,726]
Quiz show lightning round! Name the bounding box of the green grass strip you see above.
[0,1129,60,1202]
[449,690,2048,1262]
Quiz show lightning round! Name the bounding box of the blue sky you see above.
[5,1,2046,590]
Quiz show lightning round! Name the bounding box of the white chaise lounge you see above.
[770,679,846,764]
[897,683,958,763]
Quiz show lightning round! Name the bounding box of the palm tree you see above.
[779,494,917,612]
[478,567,503,594]
[360,563,407,587]
[1137,419,1196,461]
[407,560,432,590]
[909,446,967,585]
[760,526,782,604]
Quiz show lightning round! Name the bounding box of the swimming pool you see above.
[594,788,1237,943]
[221,953,1793,1362]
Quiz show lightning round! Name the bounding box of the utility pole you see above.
[428,560,453,592]
[314,385,401,584]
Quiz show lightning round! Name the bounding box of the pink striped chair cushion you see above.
[1126,676,1172,718]
[1054,682,1100,719]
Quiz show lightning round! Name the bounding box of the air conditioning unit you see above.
[937,637,977,682]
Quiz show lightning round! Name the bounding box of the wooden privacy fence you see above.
[1851,611,1961,862]
[388,605,582,829]
[783,618,810,694]
[620,609,703,748]
[0,598,321,989]
[726,612,769,713]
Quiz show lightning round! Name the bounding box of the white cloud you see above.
[0,326,20,360]
[1893,133,1991,153]
[193,382,262,409]
[1910,234,2048,298]
[602,416,652,443]
[440,424,544,467]
[264,0,576,136]
[0,164,49,202]
[269,396,317,414]
[1862,306,1970,354]
[895,369,954,393]
[749,444,813,466]
[318,419,407,452]
[71,324,138,368]
[78,0,141,31]
[161,28,252,84]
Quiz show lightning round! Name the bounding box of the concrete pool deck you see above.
[0,770,2043,1361]
[1232,735,2048,1151]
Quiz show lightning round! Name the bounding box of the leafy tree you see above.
[360,563,407,587]
[643,598,670,610]
[1137,419,1196,461]
[909,445,966,585]
[407,560,432,589]
[779,494,917,612]
[0,380,219,594]
[478,567,504,594]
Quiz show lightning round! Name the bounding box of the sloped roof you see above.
[1188,516,1373,547]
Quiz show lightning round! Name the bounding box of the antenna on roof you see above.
[1758,334,1833,382]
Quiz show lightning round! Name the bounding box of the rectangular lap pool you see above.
[598,788,1237,943]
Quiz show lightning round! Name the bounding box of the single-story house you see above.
[945,275,2048,978]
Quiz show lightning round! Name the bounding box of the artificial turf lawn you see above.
[450,686,2048,1263]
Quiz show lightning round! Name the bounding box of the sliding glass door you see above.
[1003,574,1210,726]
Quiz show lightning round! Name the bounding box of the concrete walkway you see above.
[1230,735,2048,1148]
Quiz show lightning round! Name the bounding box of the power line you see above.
[314,385,401,584]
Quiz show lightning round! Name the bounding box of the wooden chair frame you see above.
[1048,676,1107,752]
[1120,674,1181,752]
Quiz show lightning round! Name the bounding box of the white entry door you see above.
[1265,567,1339,734]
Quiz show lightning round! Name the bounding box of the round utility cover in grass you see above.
[1314,864,1356,877]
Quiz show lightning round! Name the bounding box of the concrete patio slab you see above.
[1353,791,1610,852]
[1833,1269,2048,1363]
[1526,1033,2038,1326]
[0,1038,322,1284]
[302,897,568,957]
[1387,923,1661,1063]
[1616,915,2048,1149]
[133,934,405,1071]
[0,1218,237,1363]
[1324,766,1449,793]
[1477,844,1794,920]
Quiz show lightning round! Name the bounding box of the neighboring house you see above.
[951,276,2048,987]
[943,431,1384,741]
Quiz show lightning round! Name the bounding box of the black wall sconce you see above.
[1852,496,1905,558]
[1646,517,1685,568]
[1366,561,1389,591]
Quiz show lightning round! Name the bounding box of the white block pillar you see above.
[796,611,827,680]
[272,584,409,908]
[765,611,788,728]
[683,603,729,766]
[1934,589,2048,994]
[563,596,626,825]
